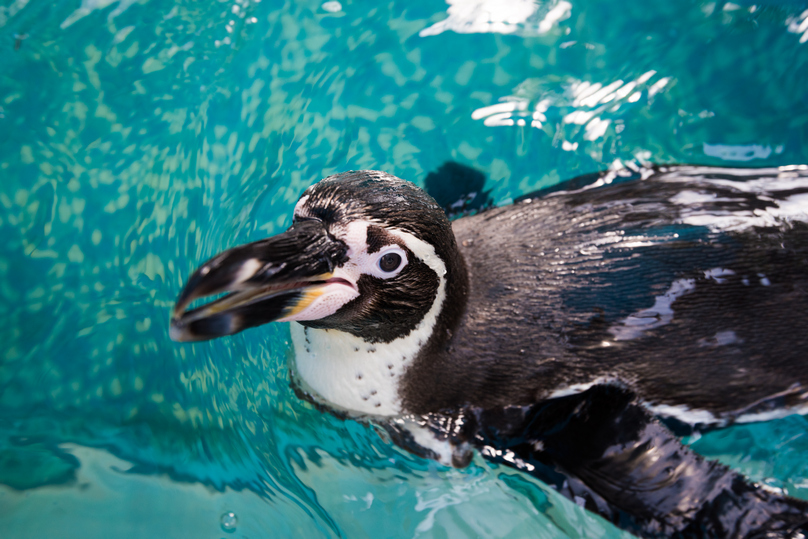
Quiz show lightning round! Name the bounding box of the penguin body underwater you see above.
[171,165,808,537]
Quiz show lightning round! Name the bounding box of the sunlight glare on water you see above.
[1,0,808,537]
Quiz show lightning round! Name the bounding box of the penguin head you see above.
[170,170,466,345]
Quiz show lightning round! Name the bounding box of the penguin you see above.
[170,165,808,537]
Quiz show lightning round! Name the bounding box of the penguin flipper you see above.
[471,385,808,538]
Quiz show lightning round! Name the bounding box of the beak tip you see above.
[169,319,189,342]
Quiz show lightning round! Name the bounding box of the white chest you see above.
[290,323,414,416]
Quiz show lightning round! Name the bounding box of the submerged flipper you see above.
[454,386,808,538]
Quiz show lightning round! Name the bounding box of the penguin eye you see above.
[378,252,402,273]
[368,246,408,278]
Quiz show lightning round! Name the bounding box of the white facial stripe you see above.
[291,224,447,417]
[338,221,410,280]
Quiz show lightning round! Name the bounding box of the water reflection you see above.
[60,0,138,29]
[470,70,673,147]
[214,0,262,48]
[2,0,808,536]
[703,142,783,162]
[420,0,571,37]
[786,9,808,43]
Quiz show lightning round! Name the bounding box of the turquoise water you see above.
[2,0,808,537]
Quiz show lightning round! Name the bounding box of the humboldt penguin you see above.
[170,165,808,537]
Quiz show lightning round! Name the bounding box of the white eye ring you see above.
[368,246,408,279]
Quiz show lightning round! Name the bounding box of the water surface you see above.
[2,0,808,537]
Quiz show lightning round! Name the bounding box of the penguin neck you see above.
[289,230,469,417]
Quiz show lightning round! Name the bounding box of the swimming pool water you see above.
[1,0,808,537]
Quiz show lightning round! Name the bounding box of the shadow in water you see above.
[423,161,494,218]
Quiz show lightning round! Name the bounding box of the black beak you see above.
[169,219,348,342]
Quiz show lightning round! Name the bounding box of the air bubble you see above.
[220,512,238,533]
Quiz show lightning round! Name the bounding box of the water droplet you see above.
[220,512,238,533]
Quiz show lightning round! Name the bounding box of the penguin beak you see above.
[169,219,350,342]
